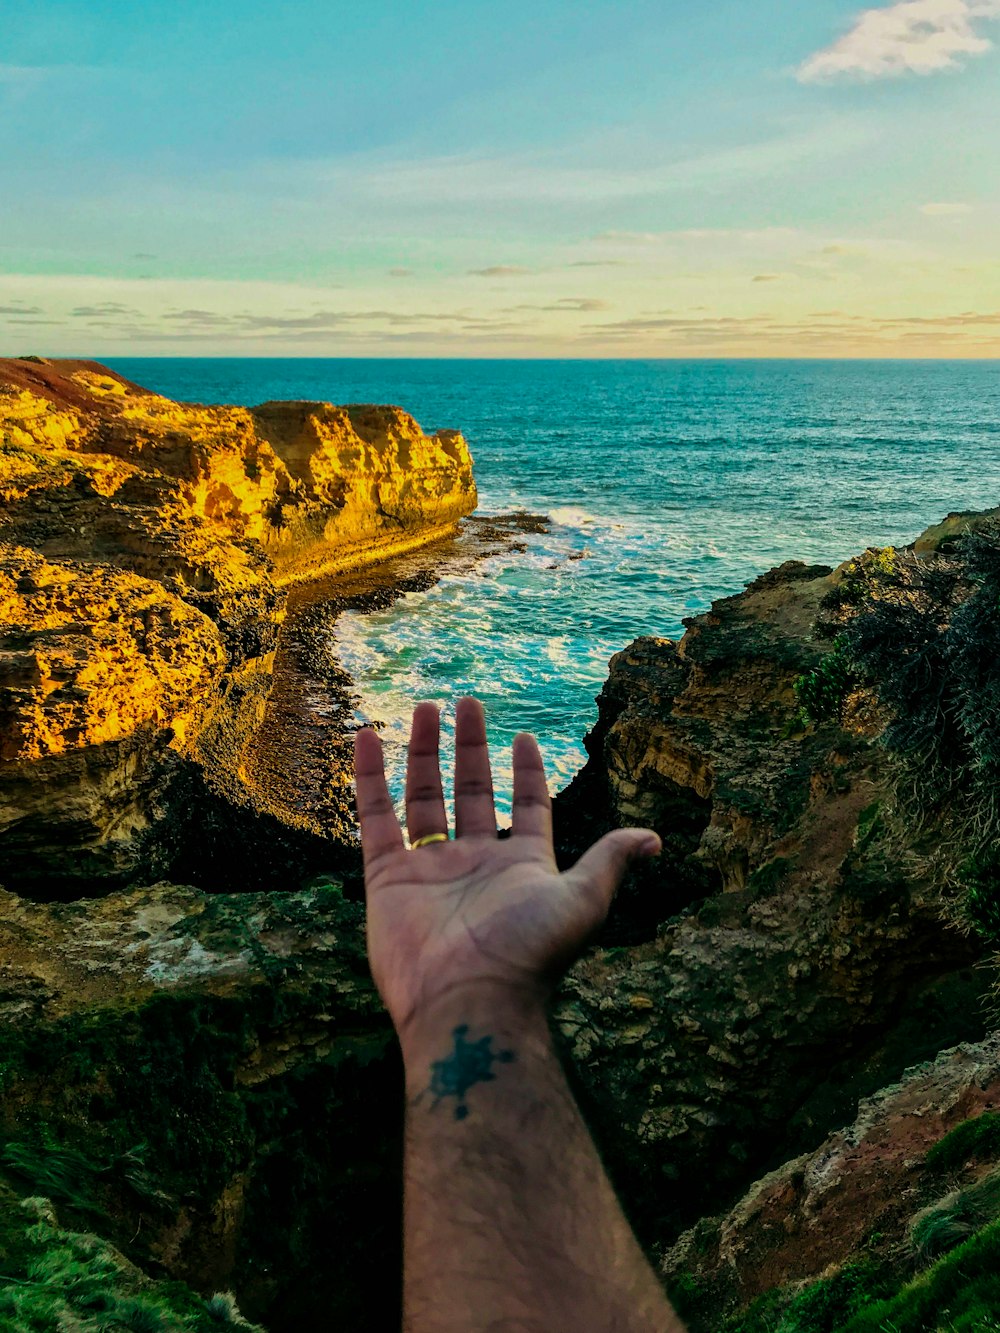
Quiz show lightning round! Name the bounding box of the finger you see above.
[511,732,553,843]
[405,702,448,845]
[354,728,405,869]
[454,697,497,838]
[563,828,661,914]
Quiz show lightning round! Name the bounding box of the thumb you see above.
[566,827,662,911]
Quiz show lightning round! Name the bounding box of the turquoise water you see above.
[109,358,1000,818]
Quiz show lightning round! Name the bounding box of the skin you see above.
[355,696,686,1333]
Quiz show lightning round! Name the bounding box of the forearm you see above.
[400,987,684,1333]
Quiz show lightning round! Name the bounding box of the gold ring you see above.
[411,832,449,850]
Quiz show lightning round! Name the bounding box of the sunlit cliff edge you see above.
[0,357,475,891]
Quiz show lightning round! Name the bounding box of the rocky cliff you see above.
[551,511,1000,1331]
[4,359,1000,1331]
[0,879,399,1330]
[0,358,475,892]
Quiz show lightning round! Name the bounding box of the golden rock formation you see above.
[0,357,476,886]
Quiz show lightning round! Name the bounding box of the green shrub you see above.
[926,1112,1000,1173]
[957,853,1000,944]
[666,1270,708,1323]
[793,639,858,728]
[843,523,1000,869]
[1,1139,102,1215]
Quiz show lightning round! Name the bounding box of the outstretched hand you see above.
[354,697,660,1045]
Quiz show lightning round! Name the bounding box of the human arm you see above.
[354,698,686,1333]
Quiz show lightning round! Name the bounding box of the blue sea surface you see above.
[108,358,1000,817]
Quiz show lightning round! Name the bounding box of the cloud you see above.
[752,274,783,282]
[591,231,663,245]
[919,200,974,214]
[505,298,611,313]
[566,260,629,268]
[592,226,801,247]
[148,305,533,337]
[468,265,533,278]
[797,0,1000,81]
[388,268,413,278]
[0,304,43,315]
[70,302,141,318]
[581,309,1000,348]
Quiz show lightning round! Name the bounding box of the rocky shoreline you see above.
[3,359,1000,1330]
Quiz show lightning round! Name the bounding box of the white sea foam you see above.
[548,505,606,527]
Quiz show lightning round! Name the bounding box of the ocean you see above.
[108,357,1000,820]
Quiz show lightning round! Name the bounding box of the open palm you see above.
[354,698,660,1042]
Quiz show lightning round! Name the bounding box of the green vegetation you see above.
[841,1215,1000,1332]
[854,801,883,854]
[926,1113,1000,1173]
[665,1271,709,1323]
[0,927,401,1330]
[838,521,1000,933]
[747,856,795,894]
[957,853,1000,945]
[909,1170,1000,1262]
[792,638,858,729]
[0,1198,264,1332]
[722,1260,894,1333]
[825,547,899,610]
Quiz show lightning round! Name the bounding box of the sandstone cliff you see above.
[0,358,475,891]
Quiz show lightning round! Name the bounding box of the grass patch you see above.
[0,1197,264,1332]
[909,1169,1000,1262]
[722,1260,893,1333]
[841,1214,1000,1332]
[926,1112,1000,1174]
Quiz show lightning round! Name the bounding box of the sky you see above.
[1,0,999,357]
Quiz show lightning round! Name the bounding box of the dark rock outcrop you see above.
[553,541,994,1250]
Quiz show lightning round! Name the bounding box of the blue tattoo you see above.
[429,1024,515,1120]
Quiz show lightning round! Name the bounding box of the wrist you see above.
[397,980,552,1081]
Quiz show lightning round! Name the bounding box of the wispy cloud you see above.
[468,265,533,278]
[919,200,974,214]
[388,267,413,278]
[798,0,1000,81]
[504,298,611,313]
[71,302,141,317]
[582,308,1000,348]
[752,274,784,282]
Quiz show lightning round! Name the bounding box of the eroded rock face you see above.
[0,358,475,890]
[660,1033,1000,1329]
[0,879,400,1331]
[553,546,991,1249]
